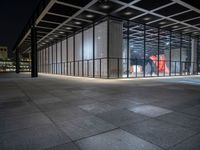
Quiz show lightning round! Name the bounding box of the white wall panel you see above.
[53,43,56,74]
[57,41,61,74]
[62,39,67,74]
[84,27,93,76]
[75,32,82,76]
[68,36,74,75]
[95,21,107,77]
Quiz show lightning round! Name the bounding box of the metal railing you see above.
[38,58,200,78]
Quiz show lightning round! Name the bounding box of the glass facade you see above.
[38,16,200,78]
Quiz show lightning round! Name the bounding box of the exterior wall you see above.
[0,46,8,60]
[37,18,199,78]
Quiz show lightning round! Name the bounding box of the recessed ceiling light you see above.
[86,14,94,18]
[124,11,133,16]
[101,4,110,9]
[184,29,190,31]
[49,38,53,40]
[143,17,151,21]
[42,42,45,45]
[193,32,199,34]
[172,26,179,28]
[59,31,64,34]
[45,40,49,42]
[54,35,58,37]
[159,21,166,25]
[74,21,82,25]
[66,27,72,30]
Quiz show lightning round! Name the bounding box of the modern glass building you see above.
[14,0,200,78]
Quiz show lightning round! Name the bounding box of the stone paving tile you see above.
[0,100,40,118]
[76,129,163,150]
[0,112,52,133]
[0,124,71,150]
[79,102,116,114]
[37,101,72,112]
[96,109,149,127]
[101,99,142,109]
[157,112,200,132]
[129,105,173,117]
[0,73,200,150]
[180,105,200,117]
[46,106,92,123]
[46,142,79,150]
[169,133,200,150]
[58,116,116,140]
[121,119,197,149]
[32,97,62,105]
[152,98,200,111]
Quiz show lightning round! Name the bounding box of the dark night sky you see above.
[0,0,41,57]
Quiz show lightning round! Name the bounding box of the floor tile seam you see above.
[164,108,200,118]
[154,115,200,132]
[166,132,200,149]
[154,110,200,120]
[14,81,75,143]
[43,142,81,150]
[25,81,94,103]
[0,111,51,121]
[72,127,119,142]
[0,122,53,135]
[17,81,67,101]
[118,127,168,150]
[120,118,198,150]
[94,112,152,128]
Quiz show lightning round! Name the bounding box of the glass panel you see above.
[129,23,144,77]
[145,26,158,77]
[171,32,181,76]
[75,32,82,76]
[182,35,191,75]
[159,30,170,76]
[38,51,40,72]
[45,48,48,73]
[49,46,52,73]
[62,39,67,74]
[68,36,74,75]
[53,43,57,74]
[84,26,93,77]
[57,41,61,74]
[42,49,44,73]
[122,21,128,78]
[95,21,107,78]
[109,19,123,78]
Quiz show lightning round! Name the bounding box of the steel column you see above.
[31,25,38,77]
[143,25,146,77]
[169,32,172,76]
[107,17,110,79]
[127,21,130,78]
[93,22,95,78]
[16,48,20,73]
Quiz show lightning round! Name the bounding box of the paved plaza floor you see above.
[0,73,200,150]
